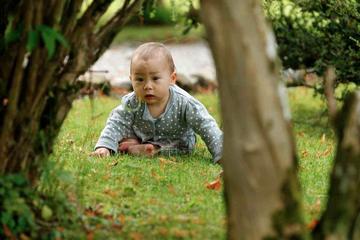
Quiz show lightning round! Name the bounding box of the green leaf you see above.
[26,30,39,52]
[11,174,27,187]
[41,205,53,220]
[39,26,56,59]
[52,30,70,49]
[37,25,70,59]
[5,28,21,46]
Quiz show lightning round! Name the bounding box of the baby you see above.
[92,42,223,163]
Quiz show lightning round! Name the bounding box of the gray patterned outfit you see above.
[95,85,223,162]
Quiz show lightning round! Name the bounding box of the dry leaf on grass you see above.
[19,234,31,240]
[316,147,332,158]
[173,229,190,238]
[151,169,162,181]
[103,188,119,197]
[119,214,126,225]
[159,157,177,165]
[84,204,104,217]
[130,232,143,240]
[3,224,14,239]
[167,184,176,195]
[86,231,94,240]
[320,133,326,144]
[307,219,319,230]
[206,178,221,190]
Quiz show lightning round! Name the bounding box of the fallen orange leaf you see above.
[159,157,177,165]
[85,204,104,216]
[151,170,162,181]
[322,147,332,157]
[119,214,126,225]
[301,150,309,158]
[86,231,94,240]
[102,174,111,180]
[130,232,143,240]
[206,178,221,190]
[307,219,319,230]
[104,188,119,197]
[19,233,31,240]
[3,224,14,239]
[168,184,176,195]
[297,131,305,137]
[157,227,169,236]
[173,229,189,238]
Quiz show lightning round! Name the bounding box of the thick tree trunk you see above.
[313,91,360,240]
[201,1,360,239]
[200,0,305,239]
[0,0,143,181]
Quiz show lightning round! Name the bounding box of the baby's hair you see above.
[130,42,175,73]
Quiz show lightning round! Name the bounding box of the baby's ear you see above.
[170,72,177,84]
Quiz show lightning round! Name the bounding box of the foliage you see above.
[264,0,360,85]
[0,0,144,176]
[127,0,201,36]
[0,174,80,239]
[28,25,70,59]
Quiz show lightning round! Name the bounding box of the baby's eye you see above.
[136,77,144,82]
[152,76,160,81]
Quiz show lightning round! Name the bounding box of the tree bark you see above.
[200,0,305,239]
[313,91,360,240]
[0,0,143,181]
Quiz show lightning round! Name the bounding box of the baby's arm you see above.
[185,100,223,163]
[94,97,135,155]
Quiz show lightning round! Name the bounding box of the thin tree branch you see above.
[48,0,67,28]
[24,1,44,108]
[97,0,136,40]
[76,0,113,30]
[57,0,144,89]
[30,64,57,115]
[62,0,83,36]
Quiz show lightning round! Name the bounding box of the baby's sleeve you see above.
[185,99,223,163]
[95,97,135,153]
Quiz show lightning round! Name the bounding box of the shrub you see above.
[264,0,360,86]
[0,174,80,239]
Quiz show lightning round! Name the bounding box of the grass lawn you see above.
[46,87,335,239]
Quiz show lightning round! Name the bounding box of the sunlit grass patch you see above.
[288,87,335,223]
[50,94,224,239]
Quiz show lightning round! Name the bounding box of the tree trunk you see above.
[201,1,360,239]
[313,91,360,240]
[200,0,305,239]
[0,0,144,182]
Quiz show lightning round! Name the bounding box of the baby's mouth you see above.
[145,94,155,99]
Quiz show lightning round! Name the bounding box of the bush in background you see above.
[264,0,360,86]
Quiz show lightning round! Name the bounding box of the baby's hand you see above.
[90,147,110,157]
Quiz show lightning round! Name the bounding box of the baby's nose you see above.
[144,81,153,89]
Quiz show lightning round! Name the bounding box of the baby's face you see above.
[130,55,176,106]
